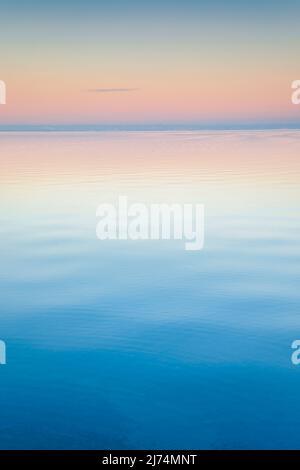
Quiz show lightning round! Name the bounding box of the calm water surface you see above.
[0,131,300,449]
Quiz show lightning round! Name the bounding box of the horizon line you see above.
[1,123,300,132]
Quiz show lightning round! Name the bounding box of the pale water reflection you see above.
[0,131,300,449]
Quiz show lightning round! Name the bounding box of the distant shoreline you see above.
[0,126,300,132]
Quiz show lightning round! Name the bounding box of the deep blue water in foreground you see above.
[0,131,300,449]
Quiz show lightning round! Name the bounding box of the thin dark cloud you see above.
[86,88,139,93]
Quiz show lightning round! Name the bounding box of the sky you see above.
[0,0,299,129]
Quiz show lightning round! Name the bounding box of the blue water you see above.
[0,131,300,449]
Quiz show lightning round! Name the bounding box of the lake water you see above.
[0,131,300,449]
